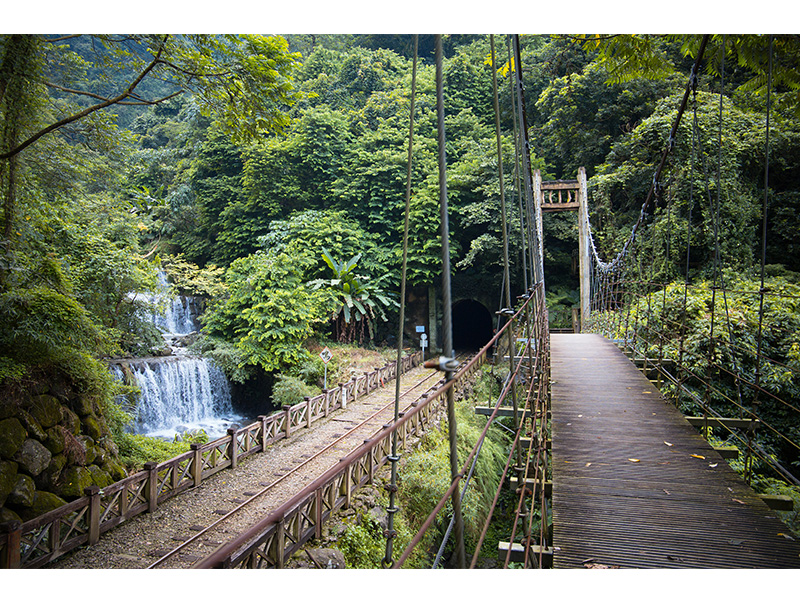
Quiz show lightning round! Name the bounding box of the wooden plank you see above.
[498,542,553,566]
[549,333,800,569]
[757,494,794,512]
[713,446,739,460]
[685,416,760,430]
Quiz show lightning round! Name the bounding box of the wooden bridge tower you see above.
[533,167,590,332]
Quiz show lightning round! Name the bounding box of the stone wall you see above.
[0,374,127,524]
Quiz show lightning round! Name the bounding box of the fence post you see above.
[304,397,312,428]
[85,486,101,545]
[0,520,21,569]
[283,405,291,439]
[190,443,203,487]
[315,488,324,539]
[340,459,352,509]
[350,375,357,404]
[227,428,238,469]
[144,462,158,513]
[258,416,268,452]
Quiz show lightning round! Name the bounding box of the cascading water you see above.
[113,271,243,440]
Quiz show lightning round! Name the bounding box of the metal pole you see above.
[435,34,466,569]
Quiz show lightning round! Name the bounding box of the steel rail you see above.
[148,365,443,568]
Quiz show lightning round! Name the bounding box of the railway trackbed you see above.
[50,363,448,569]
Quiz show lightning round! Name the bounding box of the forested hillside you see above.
[2,34,800,522]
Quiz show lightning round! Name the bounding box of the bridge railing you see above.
[0,351,422,569]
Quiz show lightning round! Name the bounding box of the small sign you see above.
[319,347,333,364]
[421,339,429,348]
[416,325,425,333]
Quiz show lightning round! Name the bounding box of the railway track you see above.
[145,364,446,568]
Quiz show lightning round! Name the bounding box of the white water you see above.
[114,271,243,441]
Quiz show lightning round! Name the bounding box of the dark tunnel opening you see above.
[451,299,495,351]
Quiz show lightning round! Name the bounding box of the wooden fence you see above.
[194,351,488,569]
[0,352,421,569]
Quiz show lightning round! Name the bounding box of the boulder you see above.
[43,426,67,455]
[87,464,113,489]
[13,439,52,477]
[0,418,27,459]
[30,394,62,428]
[8,474,36,508]
[57,466,94,498]
[71,395,94,417]
[103,457,128,481]
[35,453,67,493]
[0,460,19,505]
[306,547,347,569]
[81,415,109,440]
[0,506,21,524]
[18,491,67,522]
[18,410,46,442]
[59,406,81,435]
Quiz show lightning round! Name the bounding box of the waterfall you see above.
[142,270,199,335]
[113,270,243,440]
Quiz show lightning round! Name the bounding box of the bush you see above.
[271,374,321,406]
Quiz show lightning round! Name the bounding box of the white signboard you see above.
[319,346,333,363]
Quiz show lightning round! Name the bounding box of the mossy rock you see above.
[57,466,94,499]
[18,410,46,442]
[8,474,36,508]
[43,426,67,455]
[59,406,81,435]
[103,457,128,481]
[81,415,108,440]
[77,436,96,465]
[87,464,113,489]
[0,506,21,524]
[13,439,52,477]
[17,491,67,522]
[71,395,94,417]
[0,418,27,459]
[30,394,62,428]
[35,453,67,493]
[0,460,19,505]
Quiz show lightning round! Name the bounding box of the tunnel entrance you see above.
[451,299,494,351]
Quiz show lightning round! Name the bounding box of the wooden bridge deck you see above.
[549,333,800,568]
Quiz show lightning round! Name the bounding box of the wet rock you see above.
[0,418,27,459]
[35,453,67,492]
[81,415,108,440]
[72,395,94,417]
[14,439,52,477]
[8,474,36,508]
[368,505,389,530]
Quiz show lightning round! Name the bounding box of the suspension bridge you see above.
[3,33,799,570]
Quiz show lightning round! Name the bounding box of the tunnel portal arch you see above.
[451,299,494,351]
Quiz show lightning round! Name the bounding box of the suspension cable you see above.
[382,34,418,570]
[434,33,466,570]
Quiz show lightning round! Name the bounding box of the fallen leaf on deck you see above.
[663,489,671,495]
[585,462,592,467]
[729,539,745,546]
[778,533,795,540]
[690,454,705,460]
[732,498,746,504]
[664,441,673,446]
[585,563,619,569]
[628,458,640,463]
[709,463,718,468]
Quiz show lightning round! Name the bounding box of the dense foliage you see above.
[3,33,800,503]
